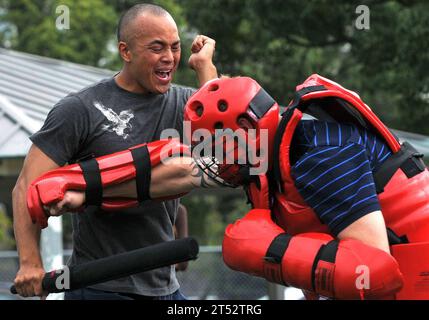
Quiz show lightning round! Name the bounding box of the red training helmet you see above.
[184,77,279,186]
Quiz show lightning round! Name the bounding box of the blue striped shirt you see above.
[290,120,392,235]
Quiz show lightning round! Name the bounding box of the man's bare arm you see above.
[104,156,222,199]
[46,155,224,215]
[337,210,390,253]
[13,144,60,297]
[189,35,218,86]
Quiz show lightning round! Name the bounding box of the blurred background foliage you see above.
[0,204,14,249]
[1,0,428,246]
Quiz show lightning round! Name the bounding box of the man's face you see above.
[127,14,181,94]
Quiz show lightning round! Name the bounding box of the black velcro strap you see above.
[318,240,339,263]
[374,141,425,193]
[79,159,103,207]
[264,233,292,264]
[272,108,295,192]
[288,85,327,110]
[130,145,152,202]
[249,88,276,119]
[387,228,409,246]
[272,85,327,192]
[401,152,426,178]
[311,240,339,291]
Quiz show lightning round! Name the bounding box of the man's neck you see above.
[115,70,150,95]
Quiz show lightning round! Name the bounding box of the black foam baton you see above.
[11,237,199,294]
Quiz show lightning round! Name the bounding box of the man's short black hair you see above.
[117,3,170,43]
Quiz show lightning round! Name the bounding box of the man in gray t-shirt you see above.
[13,3,217,299]
[31,78,194,298]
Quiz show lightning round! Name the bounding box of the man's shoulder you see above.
[170,83,197,95]
[55,77,114,109]
[72,77,114,99]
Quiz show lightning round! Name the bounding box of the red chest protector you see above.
[264,74,429,244]
[239,74,429,299]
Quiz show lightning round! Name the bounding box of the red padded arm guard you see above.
[222,209,404,299]
[28,139,190,228]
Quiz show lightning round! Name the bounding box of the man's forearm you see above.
[189,35,218,87]
[46,156,226,216]
[103,156,222,199]
[195,63,218,87]
[12,184,43,267]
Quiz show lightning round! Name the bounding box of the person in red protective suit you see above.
[33,76,429,300]
[185,76,429,300]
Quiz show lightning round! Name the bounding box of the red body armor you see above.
[269,74,429,299]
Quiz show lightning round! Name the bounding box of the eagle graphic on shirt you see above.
[93,101,134,139]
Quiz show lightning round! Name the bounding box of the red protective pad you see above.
[223,209,404,299]
[391,242,429,300]
[246,175,270,209]
[295,74,400,152]
[28,139,190,228]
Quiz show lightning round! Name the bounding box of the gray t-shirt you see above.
[30,77,195,296]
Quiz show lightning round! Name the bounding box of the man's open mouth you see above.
[155,70,172,80]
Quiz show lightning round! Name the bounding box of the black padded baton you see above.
[11,237,199,294]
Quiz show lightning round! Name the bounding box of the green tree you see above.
[1,0,117,66]
[0,0,203,86]
[350,1,429,133]
[181,0,429,134]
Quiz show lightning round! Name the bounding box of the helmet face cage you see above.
[192,130,252,188]
[194,153,249,188]
[195,156,234,188]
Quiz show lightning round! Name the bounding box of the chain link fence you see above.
[176,246,268,300]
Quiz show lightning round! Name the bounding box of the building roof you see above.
[0,48,428,159]
[0,48,114,157]
[0,95,39,158]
